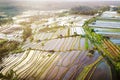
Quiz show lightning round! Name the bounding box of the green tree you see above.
[0,17,13,27]
[20,22,32,41]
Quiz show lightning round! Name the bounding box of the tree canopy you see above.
[70,6,110,15]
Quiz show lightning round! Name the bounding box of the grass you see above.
[85,37,89,50]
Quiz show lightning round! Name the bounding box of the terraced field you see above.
[23,36,91,51]
[33,27,85,41]
[0,24,113,80]
[0,11,118,80]
[1,50,112,80]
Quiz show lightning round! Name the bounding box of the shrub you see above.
[0,70,19,80]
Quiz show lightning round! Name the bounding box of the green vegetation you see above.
[11,48,23,54]
[116,6,120,14]
[41,43,45,46]
[70,6,109,15]
[47,54,52,57]
[77,56,103,80]
[39,26,64,32]
[20,22,32,41]
[117,10,120,13]
[74,32,79,36]
[0,70,19,80]
[0,40,19,53]
[85,37,89,50]
[0,3,119,80]
[115,62,120,79]
[0,39,7,45]
[0,40,23,62]
[83,16,120,61]
[22,26,32,41]
[68,28,70,36]
[0,16,13,27]
[29,36,34,42]
[83,13,120,80]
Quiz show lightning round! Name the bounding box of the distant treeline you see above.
[69,6,110,15]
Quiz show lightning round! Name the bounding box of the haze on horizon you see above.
[13,0,120,1]
[0,0,119,2]
[0,0,120,16]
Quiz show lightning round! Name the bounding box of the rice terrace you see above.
[0,0,120,80]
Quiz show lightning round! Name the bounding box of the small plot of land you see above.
[89,20,120,29]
